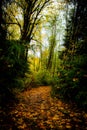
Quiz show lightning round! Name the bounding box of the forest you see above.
[0,0,87,129]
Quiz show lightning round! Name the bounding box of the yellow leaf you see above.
[18,123,26,129]
[66,125,71,129]
[53,115,59,120]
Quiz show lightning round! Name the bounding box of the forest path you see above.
[11,86,87,129]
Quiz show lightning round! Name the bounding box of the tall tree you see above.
[5,0,51,60]
[57,0,87,108]
[47,15,57,70]
[0,0,28,91]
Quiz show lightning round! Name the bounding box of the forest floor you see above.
[0,86,87,130]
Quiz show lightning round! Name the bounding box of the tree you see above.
[47,15,57,70]
[4,0,51,60]
[0,0,28,94]
[56,0,87,108]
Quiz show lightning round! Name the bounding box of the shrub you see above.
[29,69,52,86]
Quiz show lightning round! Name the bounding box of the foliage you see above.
[0,41,29,105]
[52,0,87,109]
[52,57,87,108]
[4,0,51,61]
[35,69,52,86]
[26,69,52,87]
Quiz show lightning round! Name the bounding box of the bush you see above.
[51,64,87,109]
[36,69,52,85]
[30,69,52,86]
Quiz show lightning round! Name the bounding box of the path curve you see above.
[12,86,87,130]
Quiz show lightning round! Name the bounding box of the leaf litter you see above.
[1,86,87,130]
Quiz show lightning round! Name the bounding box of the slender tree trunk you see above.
[47,18,57,71]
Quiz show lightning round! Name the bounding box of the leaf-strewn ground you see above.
[0,86,87,130]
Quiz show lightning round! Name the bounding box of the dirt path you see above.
[4,86,87,129]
